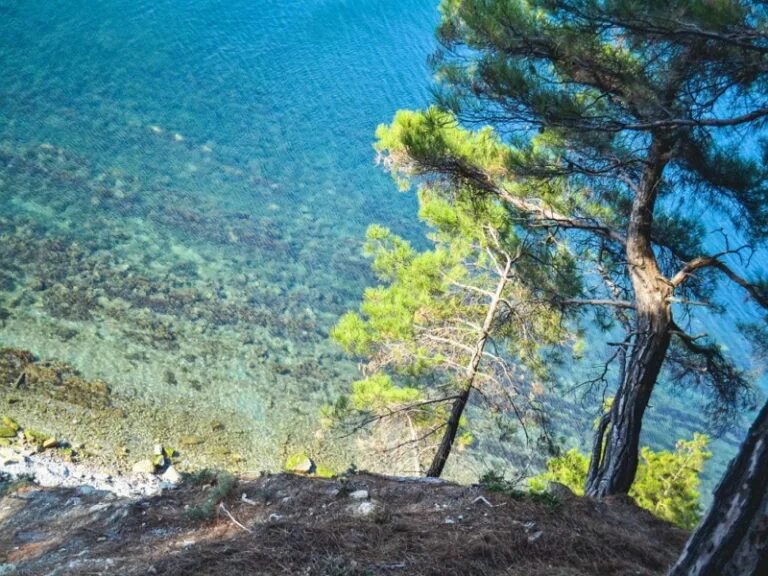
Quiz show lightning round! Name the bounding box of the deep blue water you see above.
[0,0,765,488]
[0,0,435,229]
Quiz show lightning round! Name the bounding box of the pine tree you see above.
[376,0,768,496]
[330,187,577,476]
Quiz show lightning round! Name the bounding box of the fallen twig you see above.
[378,562,407,570]
[240,493,257,506]
[219,503,252,533]
[13,371,26,389]
[472,495,495,508]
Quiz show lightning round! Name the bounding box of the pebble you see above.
[349,489,369,500]
[353,501,377,518]
[42,438,58,449]
[287,456,315,474]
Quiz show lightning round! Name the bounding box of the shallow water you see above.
[0,1,765,490]
[0,0,439,472]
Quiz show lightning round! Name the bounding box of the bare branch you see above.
[670,255,768,310]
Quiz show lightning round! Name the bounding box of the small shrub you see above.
[632,434,711,529]
[528,434,711,528]
[479,470,525,498]
[527,490,563,510]
[320,555,374,576]
[528,449,588,495]
[182,468,219,486]
[479,471,561,510]
[184,470,235,521]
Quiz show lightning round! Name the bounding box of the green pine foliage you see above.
[374,0,768,495]
[327,186,577,473]
[530,434,712,529]
[633,434,712,530]
[528,448,590,495]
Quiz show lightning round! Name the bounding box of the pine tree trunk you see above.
[585,135,674,497]
[585,305,671,496]
[425,254,513,478]
[426,382,472,477]
[668,400,768,576]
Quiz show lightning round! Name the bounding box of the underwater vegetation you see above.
[0,139,375,475]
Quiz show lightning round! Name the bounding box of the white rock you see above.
[160,465,182,485]
[349,489,369,500]
[353,501,377,517]
[528,530,544,542]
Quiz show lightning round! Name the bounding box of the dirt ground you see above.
[0,472,688,576]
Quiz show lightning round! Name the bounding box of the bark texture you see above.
[668,400,768,576]
[586,137,674,496]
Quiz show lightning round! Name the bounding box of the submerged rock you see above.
[131,459,156,474]
[1,416,19,431]
[180,435,204,447]
[24,429,49,443]
[210,420,225,432]
[0,349,110,409]
[284,453,315,474]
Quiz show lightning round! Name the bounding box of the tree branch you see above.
[670,255,768,310]
[415,154,627,247]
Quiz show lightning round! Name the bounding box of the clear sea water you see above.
[0,1,765,491]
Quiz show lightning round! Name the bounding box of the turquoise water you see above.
[0,1,764,488]
[0,0,439,472]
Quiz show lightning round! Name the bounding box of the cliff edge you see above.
[0,470,686,576]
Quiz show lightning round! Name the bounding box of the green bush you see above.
[528,448,589,495]
[184,470,235,521]
[479,471,561,510]
[632,434,711,529]
[529,433,711,529]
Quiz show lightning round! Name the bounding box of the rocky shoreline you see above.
[1,443,173,499]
